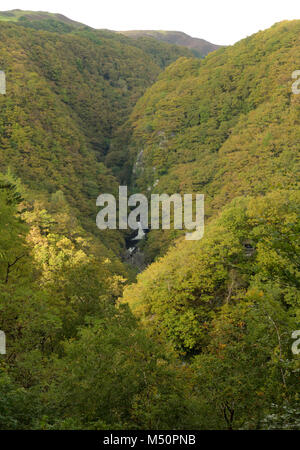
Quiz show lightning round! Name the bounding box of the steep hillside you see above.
[120,21,300,428]
[0,20,193,239]
[126,20,300,258]
[118,30,221,57]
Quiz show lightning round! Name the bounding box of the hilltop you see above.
[0,9,85,29]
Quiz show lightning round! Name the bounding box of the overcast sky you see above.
[1,0,300,45]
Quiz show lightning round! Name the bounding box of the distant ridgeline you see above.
[117,30,222,58]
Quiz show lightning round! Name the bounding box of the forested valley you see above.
[0,11,299,430]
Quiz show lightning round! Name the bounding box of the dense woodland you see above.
[0,13,299,429]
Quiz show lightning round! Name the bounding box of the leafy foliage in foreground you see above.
[122,190,300,428]
[0,175,200,430]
